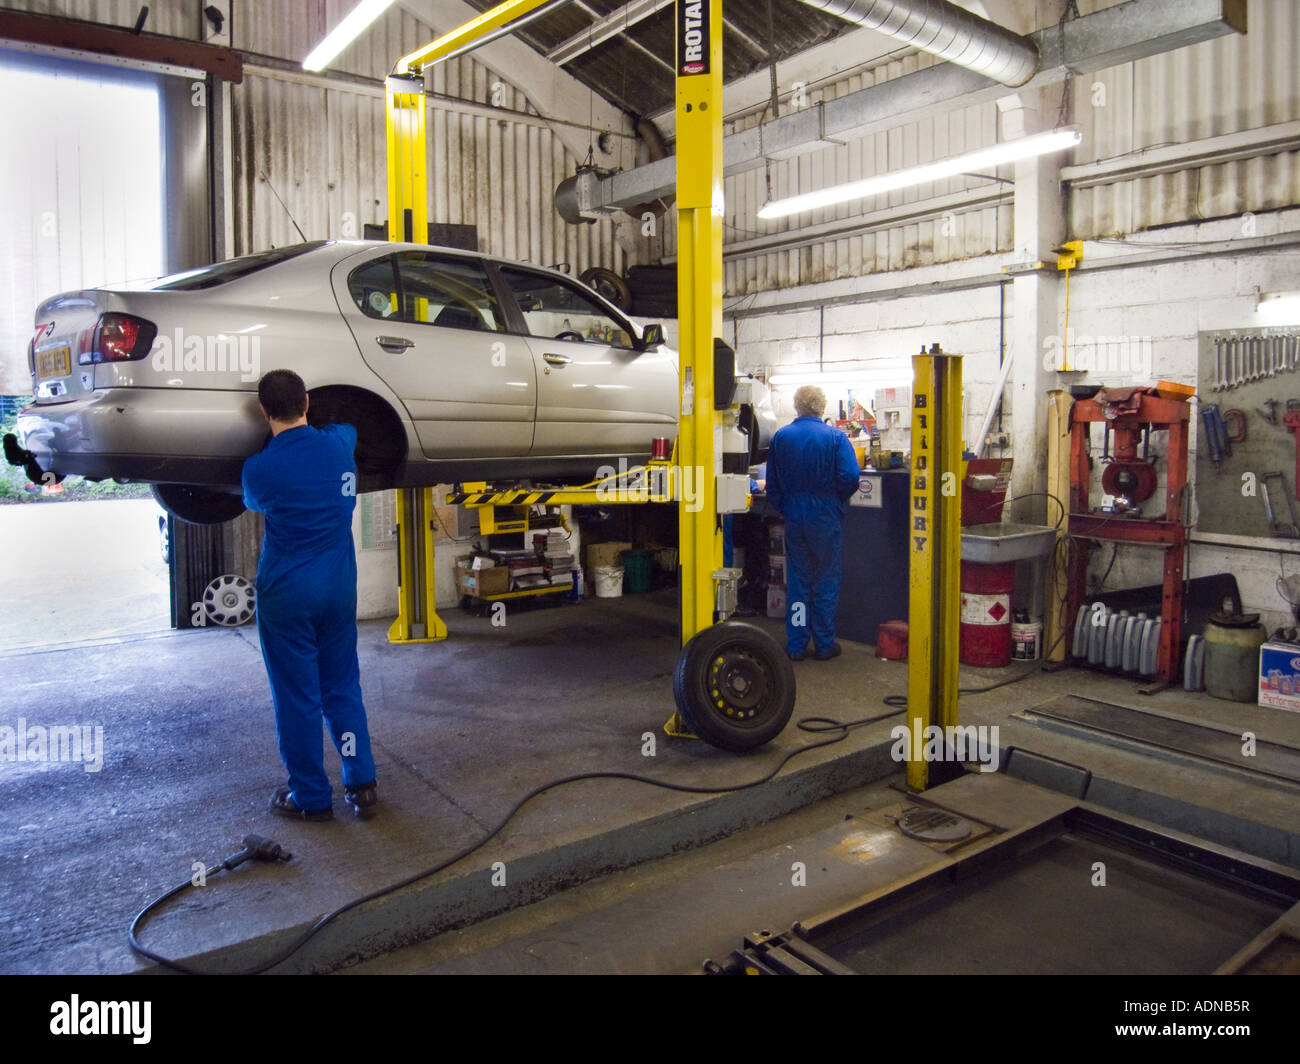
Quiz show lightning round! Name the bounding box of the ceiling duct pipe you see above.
[797,0,1039,86]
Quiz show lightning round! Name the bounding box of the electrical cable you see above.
[965,490,1067,530]
[128,662,1045,975]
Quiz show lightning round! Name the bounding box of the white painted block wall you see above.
[727,208,1300,632]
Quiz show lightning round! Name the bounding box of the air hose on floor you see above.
[128,665,1042,974]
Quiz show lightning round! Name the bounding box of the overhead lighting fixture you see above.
[303,0,399,72]
[1257,291,1300,326]
[758,128,1082,220]
[769,367,913,388]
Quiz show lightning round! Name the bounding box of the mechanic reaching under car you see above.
[241,369,378,821]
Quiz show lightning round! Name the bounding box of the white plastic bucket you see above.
[1012,620,1042,660]
[593,565,624,598]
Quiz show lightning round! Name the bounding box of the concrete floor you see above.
[3,587,1299,974]
[343,773,1298,975]
[0,498,169,650]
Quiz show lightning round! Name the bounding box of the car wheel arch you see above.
[305,384,410,489]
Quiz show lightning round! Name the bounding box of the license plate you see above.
[36,346,71,380]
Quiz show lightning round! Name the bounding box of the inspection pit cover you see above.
[898,807,973,842]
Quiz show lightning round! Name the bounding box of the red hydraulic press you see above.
[1066,390,1190,690]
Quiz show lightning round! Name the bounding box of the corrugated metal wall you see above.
[1071,0,1300,237]
[6,0,1296,293]
[713,47,1011,297]
[229,72,622,270]
[662,46,1015,298]
[663,0,1297,299]
[0,0,198,38]
[232,2,623,269]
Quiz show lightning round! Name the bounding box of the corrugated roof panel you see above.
[455,0,862,126]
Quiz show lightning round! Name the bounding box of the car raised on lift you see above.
[8,240,771,523]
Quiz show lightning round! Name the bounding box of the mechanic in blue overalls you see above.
[242,369,378,821]
[765,385,862,662]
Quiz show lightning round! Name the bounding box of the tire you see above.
[307,390,404,488]
[626,264,677,293]
[579,267,632,311]
[151,483,246,525]
[672,620,795,752]
[631,295,677,318]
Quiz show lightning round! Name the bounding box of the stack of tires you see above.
[627,264,677,319]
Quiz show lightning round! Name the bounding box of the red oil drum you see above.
[959,561,1014,667]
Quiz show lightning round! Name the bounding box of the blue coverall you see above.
[765,416,862,656]
[242,423,376,812]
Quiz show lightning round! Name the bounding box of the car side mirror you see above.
[640,322,664,349]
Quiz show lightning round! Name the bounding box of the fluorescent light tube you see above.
[758,128,1082,220]
[303,0,399,72]
[769,368,913,387]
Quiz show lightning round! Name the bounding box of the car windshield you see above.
[146,242,330,291]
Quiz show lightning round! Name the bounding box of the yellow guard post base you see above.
[388,487,448,644]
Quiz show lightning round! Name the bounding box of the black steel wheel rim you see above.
[703,643,777,727]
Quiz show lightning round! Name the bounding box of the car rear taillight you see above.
[78,313,157,365]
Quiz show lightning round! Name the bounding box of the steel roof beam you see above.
[546,0,672,64]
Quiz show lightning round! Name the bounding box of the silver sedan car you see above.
[9,241,771,523]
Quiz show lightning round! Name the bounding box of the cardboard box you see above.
[458,565,511,598]
[1259,641,1300,711]
[586,541,632,569]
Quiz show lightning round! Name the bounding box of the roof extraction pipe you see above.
[797,0,1040,86]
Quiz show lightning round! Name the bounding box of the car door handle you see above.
[543,352,572,366]
[377,336,414,352]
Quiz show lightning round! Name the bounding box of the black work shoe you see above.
[269,785,332,822]
[344,781,379,820]
[788,648,807,662]
[814,642,843,661]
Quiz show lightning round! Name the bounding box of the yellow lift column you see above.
[907,344,964,791]
[381,1,794,751]
[383,1,569,645]
[672,0,724,649]
[663,0,796,750]
[666,0,726,744]
[384,70,445,644]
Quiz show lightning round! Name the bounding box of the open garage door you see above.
[0,43,219,644]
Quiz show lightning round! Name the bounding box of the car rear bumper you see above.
[16,388,266,488]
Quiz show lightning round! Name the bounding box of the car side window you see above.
[498,267,634,349]
[393,252,505,333]
[348,256,399,319]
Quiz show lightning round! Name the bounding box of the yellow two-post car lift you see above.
[379,0,796,753]
[377,1,963,776]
